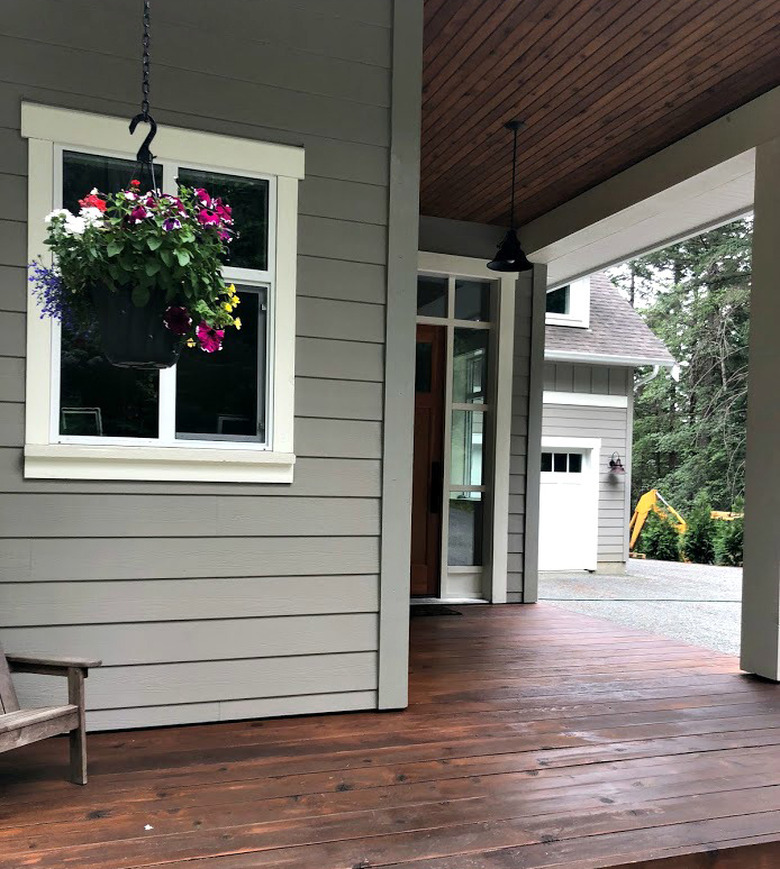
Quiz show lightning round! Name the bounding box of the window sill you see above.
[24,443,295,483]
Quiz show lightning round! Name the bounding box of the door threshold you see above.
[411,597,489,605]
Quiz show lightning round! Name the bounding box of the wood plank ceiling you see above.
[421,0,780,227]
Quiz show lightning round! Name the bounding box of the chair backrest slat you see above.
[0,641,20,714]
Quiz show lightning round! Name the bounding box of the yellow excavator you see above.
[629,489,743,553]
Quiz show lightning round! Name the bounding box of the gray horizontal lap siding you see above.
[542,363,632,566]
[0,0,393,729]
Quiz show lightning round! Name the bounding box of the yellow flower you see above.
[234,317,242,330]
[227,283,236,294]
[230,294,240,307]
[186,338,196,348]
[222,301,233,312]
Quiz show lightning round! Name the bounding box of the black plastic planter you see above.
[89,283,181,370]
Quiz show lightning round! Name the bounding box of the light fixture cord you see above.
[510,123,518,230]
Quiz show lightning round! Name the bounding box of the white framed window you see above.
[22,104,304,482]
[545,275,590,328]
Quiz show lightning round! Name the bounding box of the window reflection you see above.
[454,279,491,321]
[176,288,266,441]
[451,410,484,487]
[448,493,483,566]
[453,328,488,404]
[417,275,448,317]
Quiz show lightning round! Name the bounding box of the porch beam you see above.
[740,136,780,681]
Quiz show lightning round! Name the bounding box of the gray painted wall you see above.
[542,363,633,568]
[0,0,396,730]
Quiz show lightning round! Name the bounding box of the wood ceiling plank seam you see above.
[421,0,746,207]
[421,0,638,152]
[423,0,527,97]
[424,1,776,220]
[423,0,452,29]
[508,54,780,224]
[422,0,594,130]
[453,21,780,223]
[420,0,698,173]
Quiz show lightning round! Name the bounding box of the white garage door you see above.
[538,444,599,571]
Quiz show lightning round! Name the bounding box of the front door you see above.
[410,323,446,596]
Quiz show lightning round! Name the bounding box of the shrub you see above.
[639,510,681,561]
[682,493,717,564]
[715,499,744,567]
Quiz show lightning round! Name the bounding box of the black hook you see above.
[129,112,157,164]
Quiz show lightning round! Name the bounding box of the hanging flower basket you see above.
[29,182,241,368]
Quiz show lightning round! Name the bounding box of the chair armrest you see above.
[7,654,102,676]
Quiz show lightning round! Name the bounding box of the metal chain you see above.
[141,0,151,119]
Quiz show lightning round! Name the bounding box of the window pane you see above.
[60,329,159,437]
[546,286,570,315]
[541,452,552,472]
[62,150,163,213]
[176,288,266,441]
[453,328,489,404]
[451,410,484,486]
[178,168,269,271]
[60,152,163,439]
[415,341,433,393]
[568,453,583,473]
[448,492,483,566]
[554,453,567,472]
[417,275,447,317]
[455,279,491,322]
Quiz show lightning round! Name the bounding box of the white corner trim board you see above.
[21,103,302,483]
[543,391,629,409]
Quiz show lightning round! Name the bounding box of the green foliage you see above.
[714,498,745,567]
[681,493,716,564]
[638,511,680,562]
[609,220,751,513]
[40,184,239,344]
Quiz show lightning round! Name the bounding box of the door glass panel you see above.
[453,328,489,404]
[541,452,552,472]
[546,286,570,314]
[554,452,567,473]
[176,287,266,441]
[448,492,483,566]
[454,279,491,321]
[417,275,448,317]
[450,410,484,486]
[568,452,583,473]
[415,341,433,393]
[177,168,269,271]
[59,151,163,439]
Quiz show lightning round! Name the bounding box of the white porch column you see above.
[741,137,780,680]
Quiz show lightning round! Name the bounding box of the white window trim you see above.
[543,391,628,408]
[21,103,304,483]
[545,276,590,329]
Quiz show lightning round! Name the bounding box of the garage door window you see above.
[542,451,583,473]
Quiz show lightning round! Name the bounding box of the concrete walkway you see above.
[539,559,742,655]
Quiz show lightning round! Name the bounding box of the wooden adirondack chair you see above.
[0,641,101,784]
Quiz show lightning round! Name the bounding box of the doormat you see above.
[410,605,462,618]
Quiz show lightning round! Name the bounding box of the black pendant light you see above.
[487,120,533,273]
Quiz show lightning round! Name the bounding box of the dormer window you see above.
[545,276,591,329]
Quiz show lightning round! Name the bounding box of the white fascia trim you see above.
[542,436,602,451]
[544,349,674,367]
[24,444,295,483]
[543,391,628,408]
[21,103,305,178]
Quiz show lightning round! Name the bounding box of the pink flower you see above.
[197,208,220,226]
[194,188,211,207]
[78,193,106,212]
[196,321,224,353]
[130,205,150,223]
[163,306,192,335]
[163,217,182,232]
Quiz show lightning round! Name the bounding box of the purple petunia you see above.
[163,305,192,335]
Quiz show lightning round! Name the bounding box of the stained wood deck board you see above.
[1,605,780,868]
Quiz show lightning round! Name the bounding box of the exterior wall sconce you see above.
[609,452,626,474]
[487,120,533,273]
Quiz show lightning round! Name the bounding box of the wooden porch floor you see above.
[3,604,780,868]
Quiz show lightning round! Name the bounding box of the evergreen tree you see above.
[609,219,751,513]
[682,493,716,565]
[638,511,680,562]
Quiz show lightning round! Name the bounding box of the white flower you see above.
[44,208,70,224]
[64,214,86,235]
[80,206,105,227]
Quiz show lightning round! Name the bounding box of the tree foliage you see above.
[681,494,717,565]
[609,219,752,514]
[638,511,680,562]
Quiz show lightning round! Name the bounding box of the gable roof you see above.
[544,272,675,367]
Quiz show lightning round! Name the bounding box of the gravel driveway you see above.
[540,559,742,655]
